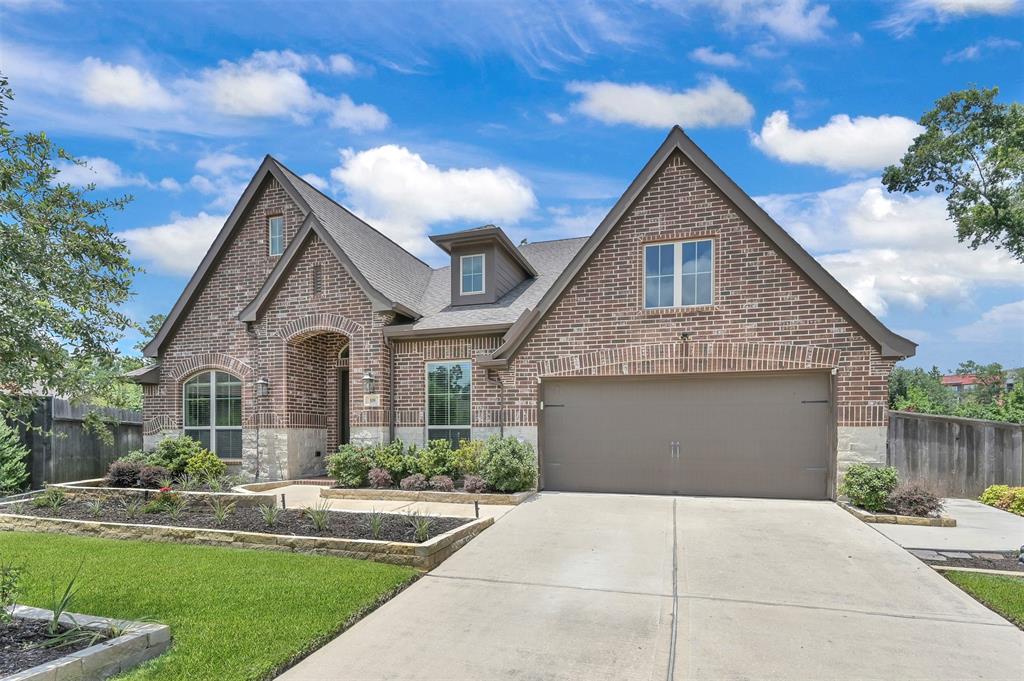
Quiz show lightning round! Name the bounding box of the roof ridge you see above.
[518,235,591,246]
[268,155,433,271]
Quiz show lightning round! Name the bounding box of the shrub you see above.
[400,473,428,491]
[462,474,488,493]
[143,489,180,514]
[884,482,943,517]
[979,484,1011,507]
[326,444,373,488]
[137,465,170,489]
[184,449,227,482]
[0,562,22,625]
[478,435,536,492]
[428,475,454,492]
[150,435,208,474]
[106,460,143,488]
[418,440,455,479]
[1008,489,1024,516]
[368,467,393,489]
[118,450,154,465]
[304,500,332,532]
[0,420,29,495]
[839,464,898,512]
[370,441,411,479]
[451,439,483,478]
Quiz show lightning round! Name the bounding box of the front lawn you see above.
[0,531,417,680]
[945,571,1024,629]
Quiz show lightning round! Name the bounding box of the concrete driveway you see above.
[277,493,1023,681]
[870,498,1024,552]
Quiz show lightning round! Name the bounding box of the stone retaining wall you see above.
[0,513,493,571]
[52,480,276,508]
[319,487,535,506]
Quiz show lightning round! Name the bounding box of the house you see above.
[941,374,981,398]
[129,127,916,500]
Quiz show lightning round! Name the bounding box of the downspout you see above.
[385,337,396,442]
[486,369,505,437]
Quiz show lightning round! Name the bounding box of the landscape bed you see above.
[320,486,535,505]
[53,479,275,508]
[839,502,956,526]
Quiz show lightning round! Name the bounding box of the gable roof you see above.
[485,126,917,363]
[145,156,431,357]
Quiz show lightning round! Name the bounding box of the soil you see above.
[5,498,470,543]
[0,619,102,676]
[926,551,1024,573]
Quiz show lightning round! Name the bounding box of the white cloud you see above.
[56,156,149,188]
[685,0,836,41]
[120,212,226,275]
[953,300,1024,344]
[158,177,182,192]
[879,0,1019,37]
[567,77,754,129]
[80,58,176,111]
[689,46,744,68]
[755,178,1024,315]
[330,145,537,254]
[328,54,357,75]
[751,110,923,172]
[190,151,260,209]
[329,94,390,131]
[195,58,321,119]
[547,204,610,236]
[943,36,1021,62]
[194,151,258,176]
[301,173,328,190]
[546,112,568,125]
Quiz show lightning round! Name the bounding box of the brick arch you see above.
[278,314,363,342]
[170,353,256,382]
[536,341,840,378]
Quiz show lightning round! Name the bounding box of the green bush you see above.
[370,440,417,480]
[184,449,227,482]
[417,440,455,479]
[451,439,483,478]
[478,435,536,493]
[839,464,898,512]
[150,435,209,475]
[1006,489,1024,516]
[327,444,373,488]
[0,420,29,495]
[979,484,1011,507]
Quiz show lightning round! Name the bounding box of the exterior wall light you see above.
[255,377,269,397]
[362,369,376,395]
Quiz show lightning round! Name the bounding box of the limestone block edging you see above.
[839,502,956,527]
[318,486,536,506]
[51,479,276,508]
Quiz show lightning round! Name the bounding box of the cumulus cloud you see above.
[943,36,1021,62]
[120,212,226,275]
[878,0,1019,37]
[329,94,390,131]
[689,46,744,68]
[546,112,567,125]
[567,77,754,129]
[330,145,537,254]
[301,173,329,191]
[80,58,177,111]
[56,156,150,188]
[751,110,923,172]
[953,300,1024,344]
[190,151,260,209]
[688,0,836,42]
[755,179,1024,315]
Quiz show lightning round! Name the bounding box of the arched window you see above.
[183,371,242,458]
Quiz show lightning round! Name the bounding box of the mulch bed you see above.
[0,619,101,676]
[930,552,1024,573]
[3,499,470,543]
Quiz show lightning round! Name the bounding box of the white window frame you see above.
[268,216,285,256]
[642,238,714,309]
[459,253,486,295]
[425,360,472,445]
[182,370,242,459]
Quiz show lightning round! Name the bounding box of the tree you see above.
[0,75,139,424]
[0,419,29,495]
[953,360,1006,405]
[134,313,166,359]
[882,87,1024,261]
[888,365,955,411]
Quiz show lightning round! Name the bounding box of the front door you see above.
[338,367,350,445]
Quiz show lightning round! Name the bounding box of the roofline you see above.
[488,127,917,362]
[383,322,512,340]
[429,225,539,277]
[124,362,161,384]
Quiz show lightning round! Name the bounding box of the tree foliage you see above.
[890,360,1023,424]
[882,86,1024,261]
[0,75,138,423]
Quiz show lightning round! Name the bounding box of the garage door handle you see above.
[670,441,680,459]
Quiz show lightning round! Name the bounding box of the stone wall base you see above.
[836,425,887,482]
[394,426,538,450]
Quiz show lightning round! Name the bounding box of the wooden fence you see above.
[19,397,142,488]
[887,410,1023,498]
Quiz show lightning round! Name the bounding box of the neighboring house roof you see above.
[941,374,981,387]
[484,126,917,364]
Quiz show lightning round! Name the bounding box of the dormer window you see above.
[268,216,284,256]
[460,254,485,295]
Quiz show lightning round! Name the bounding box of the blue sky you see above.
[2,0,1022,370]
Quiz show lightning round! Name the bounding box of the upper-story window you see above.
[460,254,485,295]
[268,216,284,256]
[644,239,713,309]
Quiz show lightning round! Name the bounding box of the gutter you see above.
[382,322,512,340]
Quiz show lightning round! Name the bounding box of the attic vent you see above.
[312,264,323,294]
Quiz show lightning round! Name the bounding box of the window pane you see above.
[682,241,697,275]
[269,217,284,255]
[184,429,210,451]
[427,361,471,427]
[184,374,210,427]
[645,276,660,307]
[682,273,696,306]
[215,372,242,427]
[659,244,674,276]
[695,271,712,305]
[657,276,673,307]
[215,430,242,459]
[695,240,712,273]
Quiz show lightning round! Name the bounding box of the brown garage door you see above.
[539,372,832,499]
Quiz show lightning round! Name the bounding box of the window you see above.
[644,239,713,309]
[268,216,284,256]
[183,371,242,458]
[460,254,485,295]
[426,361,471,447]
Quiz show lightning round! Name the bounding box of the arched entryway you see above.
[285,331,351,453]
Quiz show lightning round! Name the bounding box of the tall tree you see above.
[882,86,1024,261]
[0,75,139,423]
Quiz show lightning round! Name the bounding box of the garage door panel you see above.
[540,373,831,499]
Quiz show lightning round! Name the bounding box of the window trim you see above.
[424,359,472,445]
[182,370,243,459]
[268,215,285,256]
[459,253,486,296]
[642,237,714,310]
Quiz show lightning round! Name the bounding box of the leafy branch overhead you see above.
[883,86,1024,261]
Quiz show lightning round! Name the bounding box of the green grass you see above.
[0,531,417,680]
[945,571,1024,629]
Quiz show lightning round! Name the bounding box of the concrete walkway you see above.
[277,493,1023,681]
[272,484,514,520]
[870,498,1024,552]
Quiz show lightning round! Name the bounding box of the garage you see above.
[538,372,833,499]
